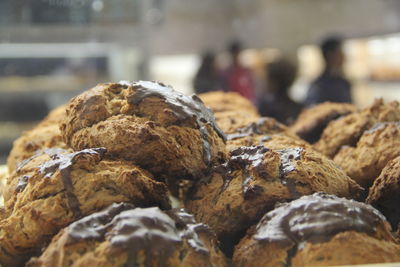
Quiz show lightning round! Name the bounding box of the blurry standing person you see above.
[221,40,256,101]
[258,59,302,124]
[304,36,352,106]
[193,51,220,94]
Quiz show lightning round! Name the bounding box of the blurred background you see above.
[1,0,400,163]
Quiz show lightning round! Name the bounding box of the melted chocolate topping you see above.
[278,148,303,176]
[121,81,226,165]
[215,146,304,199]
[16,148,106,218]
[254,192,387,246]
[66,204,210,265]
[15,148,76,194]
[227,118,283,141]
[277,148,303,198]
[67,202,135,243]
[167,209,211,254]
[216,146,269,198]
[39,148,106,218]
[16,147,68,173]
[16,175,30,192]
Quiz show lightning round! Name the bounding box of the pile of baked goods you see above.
[0,81,399,266]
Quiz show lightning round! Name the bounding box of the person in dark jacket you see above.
[258,58,302,124]
[193,51,220,94]
[304,36,352,106]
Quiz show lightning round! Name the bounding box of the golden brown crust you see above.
[235,233,400,267]
[290,102,357,144]
[228,134,312,153]
[60,82,226,181]
[200,90,261,135]
[233,237,291,267]
[38,104,67,127]
[198,91,259,116]
[185,147,362,251]
[291,231,400,266]
[226,117,312,152]
[233,193,399,267]
[367,156,400,230]
[334,122,400,189]
[27,205,228,267]
[315,99,400,158]
[0,149,170,266]
[7,105,68,173]
[214,110,260,134]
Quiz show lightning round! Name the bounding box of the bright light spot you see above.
[92,0,104,12]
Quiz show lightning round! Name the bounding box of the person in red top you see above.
[221,40,256,102]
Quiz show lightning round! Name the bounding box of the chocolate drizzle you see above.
[67,202,135,243]
[122,81,226,165]
[16,147,68,173]
[41,148,106,218]
[66,204,210,265]
[20,147,106,218]
[277,148,302,175]
[277,148,303,198]
[214,146,304,199]
[167,209,211,254]
[227,117,283,141]
[15,175,30,192]
[254,192,387,246]
[216,146,269,198]
[14,148,75,194]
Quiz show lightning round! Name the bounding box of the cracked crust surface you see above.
[233,193,400,267]
[185,146,362,253]
[315,99,400,158]
[7,105,68,173]
[334,122,400,189]
[367,156,400,231]
[60,82,226,181]
[28,204,228,267]
[0,148,170,266]
[290,102,357,144]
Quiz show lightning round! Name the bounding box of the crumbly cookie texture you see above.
[233,193,400,267]
[0,148,170,266]
[334,122,400,189]
[290,102,357,144]
[7,105,68,173]
[185,146,362,254]
[367,156,400,231]
[226,117,311,152]
[60,81,226,182]
[213,110,260,134]
[315,99,400,158]
[198,91,259,116]
[28,203,228,267]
